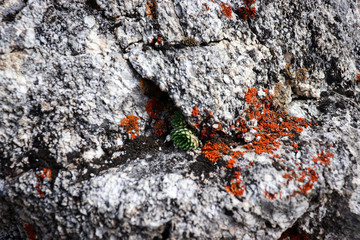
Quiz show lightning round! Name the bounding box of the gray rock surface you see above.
[0,0,359,239]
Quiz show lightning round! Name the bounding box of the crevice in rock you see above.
[85,0,101,11]
[143,37,231,52]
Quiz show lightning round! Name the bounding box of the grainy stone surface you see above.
[0,0,359,239]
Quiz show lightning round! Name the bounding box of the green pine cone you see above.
[171,128,199,150]
[171,111,187,129]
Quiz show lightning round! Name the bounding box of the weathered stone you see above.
[0,0,359,239]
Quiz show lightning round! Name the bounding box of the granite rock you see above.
[0,0,359,239]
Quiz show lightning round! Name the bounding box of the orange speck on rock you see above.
[238,0,256,20]
[298,182,314,194]
[35,168,53,197]
[40,168,52,180]
[202,3,210,10]
[264,188,276,200]
[312,150,334,165]
[192,106,201,116]
[220,2,232,18]
[355,73,360,84]
[226,169,245,196]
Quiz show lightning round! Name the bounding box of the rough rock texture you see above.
[0,0,359,239]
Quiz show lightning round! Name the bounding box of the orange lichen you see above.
[226,158,237,169]
[201,141,229,163]
[312,150,334,166]
[151,36,163,45]
[291,142,299,152]
[193,87,315,199]
[35,179,43,197]
[282,166,319,198]
[283,170,296,182]
[40,168,52,180]
[238,0,256,20]
[154,120,167,137]
[242,87,311,155]
[356,74,360,84]
[234,117,248,138]
[191,106,201,116]
[264,188,279,200]
[191,107,218,140]
[226,151,244,169]
[202,3,210,10]
[295,167,318,194]
[220,2,232,18]
[225,168,245,196]
[146,0,156,18]
[24,224,37,240]
[120,115,140,140]
[35,168,52,198]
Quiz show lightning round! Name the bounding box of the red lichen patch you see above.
[242,87,311,155]
[225,168,245,196]
[150,36,163,46]
[40,168,52,180]
[282,166,319,199]
[202,141,230,163]
[264,188,281,200]
[120,115,140,140]
[202,3,210,10]
[312,150,334,166]
[283,169,296,183]
[35,168,52,198]
[35,181,43,197]
[220,2,232,18]
[145,97,163,119]
[24,224,37,240]
[154,120,167,137]
[297,181,314,195]
[237,0,256,20]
